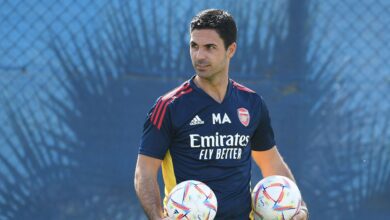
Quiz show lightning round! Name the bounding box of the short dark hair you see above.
[190,9,237,49]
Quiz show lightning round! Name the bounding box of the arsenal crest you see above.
[237,108,250,127]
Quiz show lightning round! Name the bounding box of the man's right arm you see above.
[134,154,164,220]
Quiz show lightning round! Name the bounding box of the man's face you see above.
[190,29,235,80]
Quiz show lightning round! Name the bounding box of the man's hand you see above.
[292,207,308,220]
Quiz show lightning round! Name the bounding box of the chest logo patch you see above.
[190,115,205,126]
[237,108,250,127]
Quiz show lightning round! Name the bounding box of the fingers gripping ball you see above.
[252,175,301,220]
[165,180,218,220]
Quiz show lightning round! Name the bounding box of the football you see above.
[252,175,301,220]
[165,180,218,220]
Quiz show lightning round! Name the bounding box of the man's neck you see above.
[194,75,229,103]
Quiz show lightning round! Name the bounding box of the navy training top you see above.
[139,76,276,219]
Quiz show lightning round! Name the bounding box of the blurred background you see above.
[0,0,389,219]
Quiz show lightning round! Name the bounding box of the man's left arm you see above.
[252,146,309,220]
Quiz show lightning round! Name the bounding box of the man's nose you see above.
[195,48,206,60]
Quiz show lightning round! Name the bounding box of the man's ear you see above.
[227,42,237,59]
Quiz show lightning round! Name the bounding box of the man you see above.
[134,9,308,220]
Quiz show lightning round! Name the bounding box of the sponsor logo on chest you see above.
[187,109,251,160]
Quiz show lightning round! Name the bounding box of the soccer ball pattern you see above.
[252,175,301,220]
[165,180,218,220]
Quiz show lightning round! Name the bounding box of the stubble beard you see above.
[193,57,228,82]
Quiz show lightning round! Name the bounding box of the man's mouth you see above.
[196,64,210,69]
